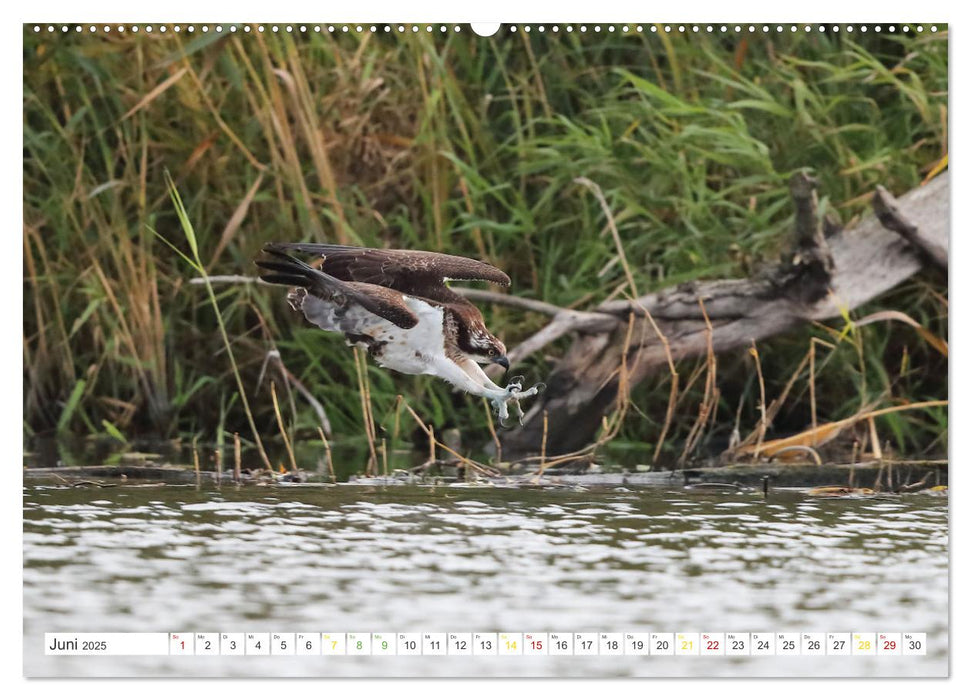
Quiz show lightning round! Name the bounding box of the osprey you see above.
[256,243,543,424]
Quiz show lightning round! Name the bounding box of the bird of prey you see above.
[256,243,543,425]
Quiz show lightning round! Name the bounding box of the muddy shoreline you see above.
[23,459,948,493]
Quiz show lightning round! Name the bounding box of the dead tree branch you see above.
[872,185,948,269]
[500,172,949,459]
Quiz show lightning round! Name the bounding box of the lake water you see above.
[23,483,948,677]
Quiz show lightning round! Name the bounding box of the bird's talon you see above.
[513,400,526,426]
[534,382,547,394]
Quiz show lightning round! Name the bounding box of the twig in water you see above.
[868,416,883,461]
[316,426,336,482]
[271,381,299,474]
[381,437,388,477]
[233,432,242,484]
[483,398,502,466]
[539,410,549,477]
[750,341,768,461]
[810,338,818,445]
[398,397,500,477]
[192,440,201,490]
[259,348,332,437]
[352,348,378,476]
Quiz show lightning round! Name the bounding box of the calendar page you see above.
[22,9,949,681]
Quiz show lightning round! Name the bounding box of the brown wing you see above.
[263,243,511,293]
[256,248,419,329]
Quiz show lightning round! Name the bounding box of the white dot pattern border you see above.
[28,24,943,36]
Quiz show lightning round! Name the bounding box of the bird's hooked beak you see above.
[493,355,510,370]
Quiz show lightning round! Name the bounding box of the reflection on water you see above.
[23,484,948,677]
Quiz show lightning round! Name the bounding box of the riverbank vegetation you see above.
[23,24,948,470]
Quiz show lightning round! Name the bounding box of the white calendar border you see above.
[9,0,960,698]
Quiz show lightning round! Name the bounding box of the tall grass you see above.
[23,25,948,465]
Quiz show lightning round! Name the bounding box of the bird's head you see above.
[461,324,509,370]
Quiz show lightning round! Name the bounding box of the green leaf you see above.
[57,379,87,434]
[101,420,128,443]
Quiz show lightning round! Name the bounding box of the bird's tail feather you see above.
[255,246,331,288]
[256,244,419,329]
[259,273,309,287]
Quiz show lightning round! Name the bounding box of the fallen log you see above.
[497,172,949,460]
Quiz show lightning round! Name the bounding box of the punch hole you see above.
[470,23,500,37]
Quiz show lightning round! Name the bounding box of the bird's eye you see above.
[488,348,496,356]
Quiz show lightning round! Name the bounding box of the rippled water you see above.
[23,484,948,677]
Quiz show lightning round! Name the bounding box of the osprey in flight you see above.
[256,243,543,424]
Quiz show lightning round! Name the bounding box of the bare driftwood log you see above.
[498,172,949,459]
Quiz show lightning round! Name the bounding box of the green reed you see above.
[23,25,948,463]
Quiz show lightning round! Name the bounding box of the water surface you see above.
[23,483,948,676]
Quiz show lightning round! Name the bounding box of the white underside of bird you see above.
[294,290,541,424]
